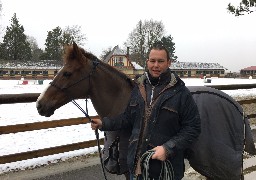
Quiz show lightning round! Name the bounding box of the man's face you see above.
[146,49,171,78]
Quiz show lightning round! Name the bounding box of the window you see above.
[43,71,48,76]
[10,70,14,76]
[114,56,124,67]
[22,71,31,75]
[33,71,42,75]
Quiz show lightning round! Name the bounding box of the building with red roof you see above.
[240,66,256,77]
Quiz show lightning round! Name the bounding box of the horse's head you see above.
[36,42,99,117]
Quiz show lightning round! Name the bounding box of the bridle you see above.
[50,59,100,92]
[49,58,108,180]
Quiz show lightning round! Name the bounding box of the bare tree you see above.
[27,35,43,61]
[27,36,39,50]
[100,46,112,61]
[144,19,165,49]
[62,25,86,46]
[125,19,165,67]
[228,0,256,16]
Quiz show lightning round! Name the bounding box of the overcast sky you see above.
[1,0,256,72]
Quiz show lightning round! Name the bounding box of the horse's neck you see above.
[89,69,133,118]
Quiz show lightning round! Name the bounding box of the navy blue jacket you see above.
[101,71,201,179]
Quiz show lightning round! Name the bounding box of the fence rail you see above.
[0,84,256,165]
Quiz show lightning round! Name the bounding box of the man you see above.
[91,43,201,180]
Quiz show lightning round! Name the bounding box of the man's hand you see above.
[91,118,102,130]
[151,146,167,161]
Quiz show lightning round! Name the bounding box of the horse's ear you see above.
[73,41,78,47]
[72,42,84,62]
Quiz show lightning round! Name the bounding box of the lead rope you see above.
[140,150,174,180]
[241,112,246,180]
[71,99,108,180]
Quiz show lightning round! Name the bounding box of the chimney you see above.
[127,47,130,57]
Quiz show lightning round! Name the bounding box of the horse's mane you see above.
[63,45,134,87]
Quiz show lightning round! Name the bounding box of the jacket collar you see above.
[136,69,178,87]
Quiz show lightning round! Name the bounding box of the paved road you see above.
[35,162,194,180]
[0,158,194,180]
[0,156,127,180]
[1,153,255,180]
[36,164,126,180]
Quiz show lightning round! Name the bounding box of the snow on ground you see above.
[0,78,256,174]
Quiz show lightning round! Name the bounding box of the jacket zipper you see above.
[150,86,155,105]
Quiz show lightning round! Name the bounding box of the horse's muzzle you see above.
[36,101,55,117]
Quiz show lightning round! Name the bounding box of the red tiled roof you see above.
[241,66,256,71]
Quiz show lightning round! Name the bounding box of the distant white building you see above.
[0,60,61,80]
[170,61,226,78]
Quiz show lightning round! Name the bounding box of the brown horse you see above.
[36,42,134,179]
[37,42,256,180]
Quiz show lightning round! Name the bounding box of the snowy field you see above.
[0,78,256,174]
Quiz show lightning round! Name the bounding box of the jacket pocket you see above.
[158,104,180,127]
[129,99,138,111]
[129,99,139,123]
[162,106,178,114]
[161,99,179,115]
[152,102,180,138]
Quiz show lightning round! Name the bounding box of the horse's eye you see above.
[63,71,72,77]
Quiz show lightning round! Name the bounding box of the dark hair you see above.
[148,42,171,61]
